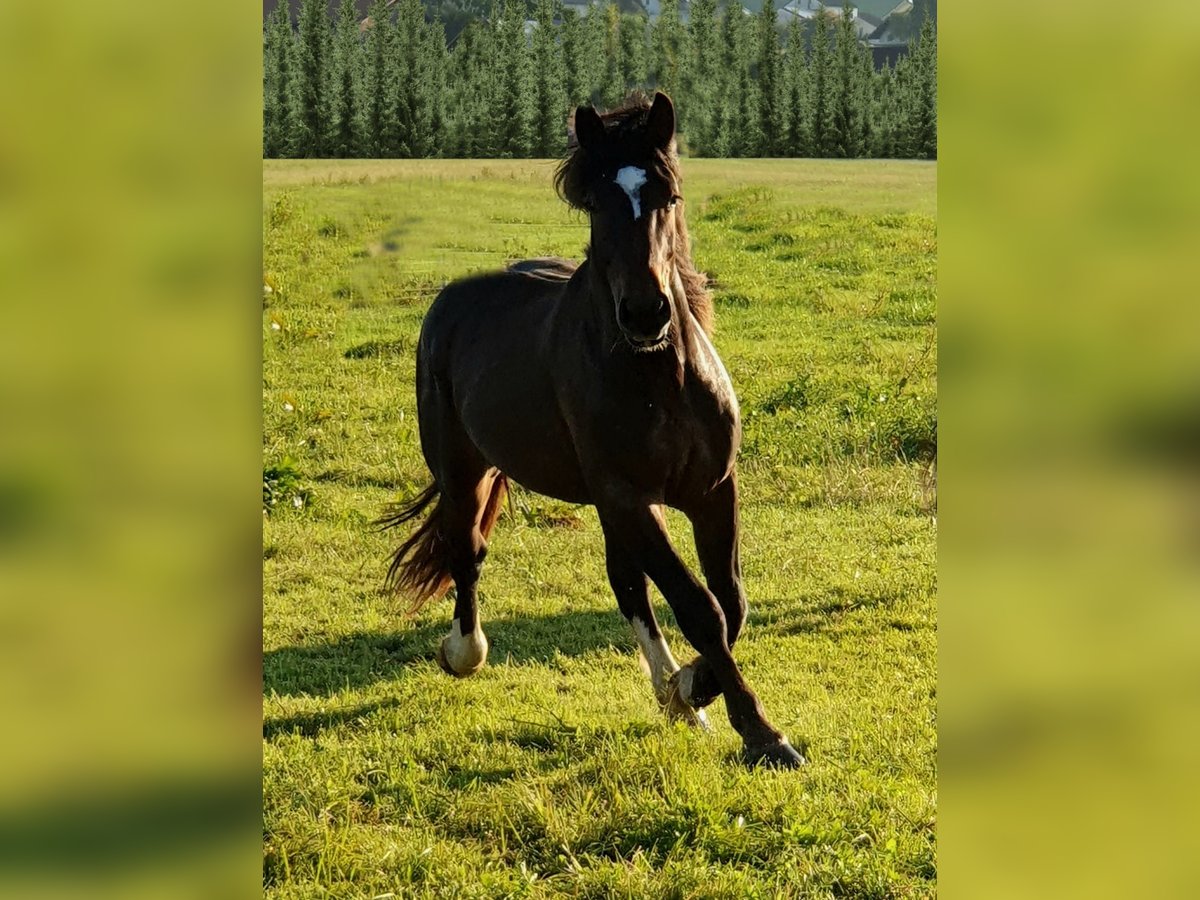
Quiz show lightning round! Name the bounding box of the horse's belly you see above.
[458,387,591,505]
[501,458,592,505]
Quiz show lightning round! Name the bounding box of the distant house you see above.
[870,0,913,42]
[773,1,876,38]
[559,0,691,21]
[851,0,905,21]
[868,0,926,68]
[561,0,598,16]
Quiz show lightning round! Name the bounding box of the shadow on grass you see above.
[745,586,913,637]
[264,607,630,698]
[263,698,403,740]
[264,587,908,702]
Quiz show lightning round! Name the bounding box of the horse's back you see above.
[420,260,575,357]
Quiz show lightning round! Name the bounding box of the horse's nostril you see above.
[617,297,669,339]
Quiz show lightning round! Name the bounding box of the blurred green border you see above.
[940,4,1200,898]
[3,1,1199,896]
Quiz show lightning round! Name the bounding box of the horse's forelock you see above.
[556,95,661,210]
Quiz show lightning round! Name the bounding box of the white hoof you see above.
[664,670,710,730]
[437,618,488,677]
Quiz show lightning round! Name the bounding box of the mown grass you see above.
[263,158,936,898]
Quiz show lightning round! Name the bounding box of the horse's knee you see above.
[438,617,488,677]
[674,590,729,657]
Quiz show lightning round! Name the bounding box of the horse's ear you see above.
[573,105,605,151]
[646,92,676,149]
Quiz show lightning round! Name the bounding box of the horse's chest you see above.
[604,373,739,494]
[676,380,741,484]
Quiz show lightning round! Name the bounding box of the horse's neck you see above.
[576,259,623,348]
[572,258,707,372]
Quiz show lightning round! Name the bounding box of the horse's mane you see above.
[507,257,578,282]
[553,94,714,337]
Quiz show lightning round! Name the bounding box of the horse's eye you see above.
[667,196,681,209]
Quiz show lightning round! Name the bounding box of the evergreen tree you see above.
[600,3,624,108]
[481,5,508,156]
[653,0,686,119]
[495,0,535,156]
[782,16,809,157]
[722,6,761,156]
[808,11,833,156]
[617,13,649,99]
[442,29,467,157]
[739,16,762,155]
[858,31,876,155]
[909,16,937,159]
[686,0,718,155]
[327,0,363,158]
[561,8,587,108]
[884,64,904,158]
[264,5,296,158]
[756,0,780,155]
[426,18,449,156]
[363,0,396,156]
[829,2,864,158]
[456,19,497,156]
[873,62,895,158]
[891,49,915,157]
[711,5,739,156]
[258,0,936,159]
[532,0,568,156]
[294,0,331,156]
[581,3,609,106]
[393,0,431,157]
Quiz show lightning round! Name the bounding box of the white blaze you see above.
[614,166,648,220]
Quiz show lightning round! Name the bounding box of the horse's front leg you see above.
[672,473,747,712]
[597,495,805,769]
[601,516,707,728]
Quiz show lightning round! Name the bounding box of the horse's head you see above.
[557,92,687,351]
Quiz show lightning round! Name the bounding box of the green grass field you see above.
[263,158,937,898]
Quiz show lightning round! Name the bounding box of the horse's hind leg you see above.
[420,377,506,677]
[435,465,505,677]
[601,517,707,728]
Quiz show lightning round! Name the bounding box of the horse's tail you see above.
[378,475,509,615]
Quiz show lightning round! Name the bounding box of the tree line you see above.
[264,0,936,160]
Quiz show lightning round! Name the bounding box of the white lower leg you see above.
[673,662,699,707]
[632,618,678,700]
[632,618,707,727]
[441,617,488,676]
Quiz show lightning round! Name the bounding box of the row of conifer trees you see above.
[264,0,936,160]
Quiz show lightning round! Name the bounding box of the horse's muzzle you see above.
[617,295,671,348]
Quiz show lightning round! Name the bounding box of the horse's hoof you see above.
[744,738,807,770]
[436,641,457,676]
[675,659,720,709]
[437,619,488,677]
[662,675,711,730]
[436,638,485,678]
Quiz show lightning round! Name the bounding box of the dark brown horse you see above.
[381,93,803,768]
